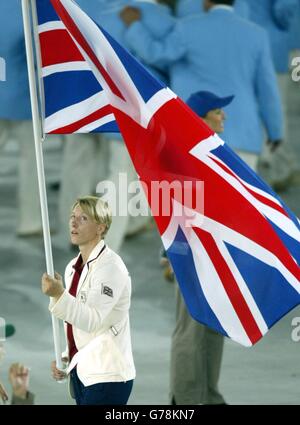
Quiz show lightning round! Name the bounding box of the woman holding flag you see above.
[41,196,135,405]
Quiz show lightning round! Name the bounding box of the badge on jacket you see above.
[101,284,113,298]
[80,291,87,304]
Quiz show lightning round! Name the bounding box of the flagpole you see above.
[21,0,63,370]
[30,0,47,141]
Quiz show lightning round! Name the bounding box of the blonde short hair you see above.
[72,196,112,238]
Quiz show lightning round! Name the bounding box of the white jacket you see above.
[49,240,136,386]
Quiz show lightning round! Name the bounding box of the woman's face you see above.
[69,205,103,247]
[203,108,226,134]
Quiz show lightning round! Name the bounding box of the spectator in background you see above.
[0,364,34,405]
[0,1,43,236]
[163,91,234,405]
[243,0,298,189]
[0,324,34,405]
[10,364,33,405]
[121,0,283,173]
[289,0,300,56]
[157,0,177,13]
[176,0,248,18]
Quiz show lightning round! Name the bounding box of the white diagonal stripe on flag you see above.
[38,20,65,34]
[44,91,109,133]
[208,152,283,207]
[42,61,90,77]
[215,238,268,335]
[181,221,253,346]
[75,113,115,133]
[142,87,177,125]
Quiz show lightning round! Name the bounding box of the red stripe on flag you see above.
[194,226,263,345]
[39,29,84,67]
[210,155,288,217]
[49,105,113,134]
[50,0,125,101]
[246,187,287,215]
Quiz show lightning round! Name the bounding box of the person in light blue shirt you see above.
[121,0,283,164]
[289,1,300,52]
[0,4,31,121]
[243,0,297,74]
[0,1,43,236]
[243,0,298,188]
[176,0,248,18]
[79,0,175,82]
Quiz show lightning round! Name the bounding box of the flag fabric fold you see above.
[34,0,300,346]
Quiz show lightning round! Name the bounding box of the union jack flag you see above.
[36,0,119,133]
[35,0,300,346]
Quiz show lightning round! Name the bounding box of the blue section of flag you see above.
[213,144,274,193]
[91,121,120,133]
[36,0,60,25]
[167,227,227,336]
[226,243,300,327]
[44,71,102,117]
[266,219,300,264]
[100,25,166,102]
